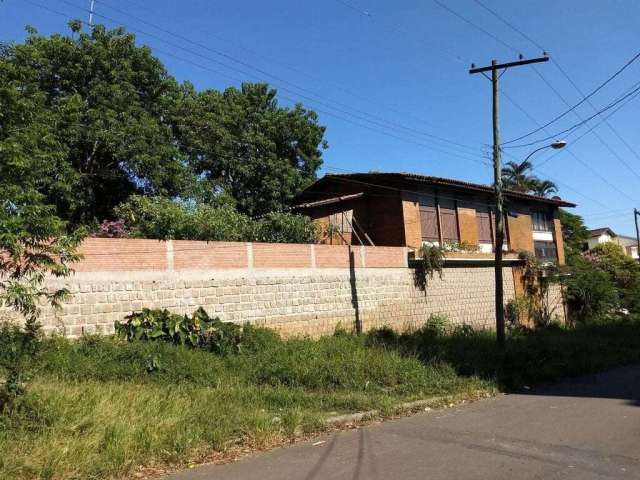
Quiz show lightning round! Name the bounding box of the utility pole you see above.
[634,208,640,262]
[89,0,96,27]
[469,55,549,348]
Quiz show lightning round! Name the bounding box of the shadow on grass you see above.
[365,318,640,404]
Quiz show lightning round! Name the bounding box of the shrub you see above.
[252,211,319,244]
[414,244,445,290]
[114,196,252,241]
[115,307,244,355]
[114,195,319,244]
[563,261,619,323]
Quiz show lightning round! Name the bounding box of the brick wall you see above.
[1,238,565,337]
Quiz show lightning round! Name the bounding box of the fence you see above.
[2,238,565,337]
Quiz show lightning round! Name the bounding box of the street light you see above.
[522,140,567,163]
[493,139,568,348]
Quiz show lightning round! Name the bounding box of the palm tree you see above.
[529,178,558,197]
[501,160,533,192]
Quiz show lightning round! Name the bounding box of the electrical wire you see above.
[61,0,484,156]
[501,51,640,146]
[23,0,491,166]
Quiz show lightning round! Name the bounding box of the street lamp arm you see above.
[522,145,552,164]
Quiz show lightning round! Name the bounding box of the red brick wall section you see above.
[314,245,364,268]
[364,246,407,268]
[252,243,313,268]
[68,238,409,272]
[172,241,248,270]
[74,238,167,272]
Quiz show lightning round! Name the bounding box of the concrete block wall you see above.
[36,266,520,338]
[1,238,565,337]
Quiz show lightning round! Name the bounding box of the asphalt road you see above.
[168,365,640,480]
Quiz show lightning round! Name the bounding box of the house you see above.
[294,172,576,265]
[587,227,639,259]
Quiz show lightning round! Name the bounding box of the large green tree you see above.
[174,82,327,216]
[1,24,193,225]
[2,24,327,223]
[558,209,589,263]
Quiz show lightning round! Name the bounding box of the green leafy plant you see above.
[0,199,84,412]
[518,251,562,327]
[115,307,244,355]
[414,244,445,290]
[562,260,619,323]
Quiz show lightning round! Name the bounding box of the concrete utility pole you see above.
[469,55,549,348]
[634,208,640,262]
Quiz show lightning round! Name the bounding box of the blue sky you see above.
[2,0,640,235]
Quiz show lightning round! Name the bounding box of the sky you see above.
[2,0,640,236]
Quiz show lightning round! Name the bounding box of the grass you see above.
[2,317,640,479]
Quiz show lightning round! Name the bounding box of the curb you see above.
[325,392,492,426]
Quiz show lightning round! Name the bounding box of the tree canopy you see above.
[0,23,327,226]
[501,160,558,197]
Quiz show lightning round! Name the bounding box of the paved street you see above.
[169,365,640,480]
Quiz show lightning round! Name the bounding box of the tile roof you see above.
[303,172,576,207]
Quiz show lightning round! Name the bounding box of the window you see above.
[329,209,353,233]
[476,207,493,244]
[531,211,552,232]
[534,241,557,262]
[419,196,439,242]
[439,199,459,242]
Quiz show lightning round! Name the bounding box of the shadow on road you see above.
[520,364,640,407]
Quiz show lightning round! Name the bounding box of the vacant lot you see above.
[2,317,640,480]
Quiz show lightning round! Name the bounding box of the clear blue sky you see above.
[2,0,640,235]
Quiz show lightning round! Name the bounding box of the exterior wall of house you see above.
[552,214,566,265]
[401,193,422,251]
[506,210,535,253]
[457,204,478,246]
[300,180,568,265]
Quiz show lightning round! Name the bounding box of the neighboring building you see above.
[587,227,639,259]
[294,172,576,265]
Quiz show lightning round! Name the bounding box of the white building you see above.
[587,227,639,259]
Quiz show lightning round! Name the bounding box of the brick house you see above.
[294,172,576,265]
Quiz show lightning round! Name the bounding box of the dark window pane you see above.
[534,241,557,262]
[532,211,552,232]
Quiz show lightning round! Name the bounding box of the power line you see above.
[501,50,640,146]
[432,0,521,55]
[505,80,640,149]
[96,0,457,143]
[552,59,640,171]
[21,0,492,168]
[470,0,640,179]
[55,0,486,157]
[334,0,471,64]
[471,0,545,52]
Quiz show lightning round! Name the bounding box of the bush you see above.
[563,259,620,323]
[115,307,244,355]
[114,196,252,241]
[113,195,319,243]
[252,211,319,244]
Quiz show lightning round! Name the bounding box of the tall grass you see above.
[2,317,640,479]
[0,330,489,480]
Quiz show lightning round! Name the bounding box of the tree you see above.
[558,209,589,263]
[175,83,327,216]
[501,160,533,192]
[0,59,84,410]
[528,178,558,197]
[0,23,193,225]
[502,160,558,198]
